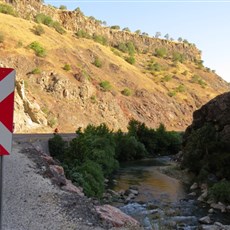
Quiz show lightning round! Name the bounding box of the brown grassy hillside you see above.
[0,5,229,133]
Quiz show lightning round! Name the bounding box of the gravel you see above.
[2,141,104,230]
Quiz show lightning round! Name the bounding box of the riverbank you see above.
[107,157,230,229]
[4,140,142,230]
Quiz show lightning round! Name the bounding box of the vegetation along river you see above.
[110,157,229,229]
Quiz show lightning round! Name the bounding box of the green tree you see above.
[155,32,161,38]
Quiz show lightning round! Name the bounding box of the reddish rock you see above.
[61,180,84,197]
[95,204,140,228]
[49,165,66,186]
[41,155,56,165]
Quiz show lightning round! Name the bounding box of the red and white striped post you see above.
[0,68,16,230]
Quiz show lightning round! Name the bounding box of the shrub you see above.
[172,52,186,63]
[110,25,120,30]
[0,32,4,43]
[161,75,172,82]
[93,34,108,45]
[31,68,41,74]
[168,91,176,97]
[117,42,136,55]
[115,134,147,161]
[35,13,53,27]
[92,57,102,68]
[209,181,230,203]
[175,84,186,93]
[121,88,132,96]
[182,70,188,76]
[155,48,167,58]
[125,56,135,65]
[16,40,23,48]
[122,27,130,32]
[48,134,68,162]
[59,5,67,10]
[99,81,112,91]
[33,25,45,36]
[75,29,91,39]
[63,64,71,71]
[191,75,207,88]
[0,3,17,16]
[52,21,65,34]
[147,62,162,71]
[35,13,65,34]
[78,160,105,198]
[29,41,46,57]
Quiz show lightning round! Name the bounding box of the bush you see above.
[147,62,162,71]
[75,29,91,39]
[31,68,41,74]
[175,84,186,93]
[168,91,176,97]
[161,75,172,82]
[155,48,167,58]
[33,25,45,36]
[59,5,67,10]
[63,64,71,71]
[92,57,102,68]
[209,181,230,203]
[35,13,53,27]
[99,81,112,91]
[78,160,105,198]
[48,134,68,161]
[117,42,136,55]
[115,134,147,161]
[0,32,4,43]
[110,25,120,30]
[29,41,46,57]
[125,56,135,65]
[191,75,207,88]
[93,34,108,45]
[52,21,65,34]
[0,3,17,16]
[35,13,65,34]
[121,88,132,96]
[172,52,186,63]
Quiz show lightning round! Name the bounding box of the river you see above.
[110,157,229,229]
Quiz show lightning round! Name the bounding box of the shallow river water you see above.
[111,157,229,229]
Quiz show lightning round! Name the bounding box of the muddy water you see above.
[111,158,200,229]
[113,157,185,202]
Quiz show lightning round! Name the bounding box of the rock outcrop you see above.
[184,92,230,148]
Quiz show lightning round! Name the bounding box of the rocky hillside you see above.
[182,91,230,181]
[0,0,229,133]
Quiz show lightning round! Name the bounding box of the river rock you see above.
[210,202,226,213]
[201,222,230,230]
[208,208,215,214]
[199,216,212,224]
[188,192,196,196]
[95,204,140,228]
[190,182,198,190]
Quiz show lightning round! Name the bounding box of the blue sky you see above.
[45,1,230,82]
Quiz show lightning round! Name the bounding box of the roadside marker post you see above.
[0,68,16,230]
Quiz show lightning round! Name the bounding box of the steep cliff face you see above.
[182,92,230,181]
[184,92,230,147]
[5,0,200,61]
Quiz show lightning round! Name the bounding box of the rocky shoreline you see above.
[101,160,230,230]
[22,140,141,229]
[18,138,230,230]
